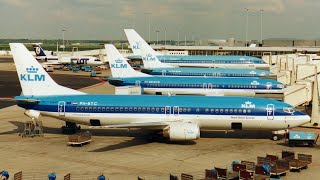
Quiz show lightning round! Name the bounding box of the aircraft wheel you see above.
[272,135,278,141]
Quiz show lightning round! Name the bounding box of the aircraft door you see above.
[202,83,207,89]
[267,104,274,120]
[266,82,272,90]
[135,80,141,86]
[58,101,66,116]
[165,106,171,116]
[173,106,179,116]
[162,70,166,76]
[208,83,213,89]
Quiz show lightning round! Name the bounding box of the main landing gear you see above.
[61,122,81,134]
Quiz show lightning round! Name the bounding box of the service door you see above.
[267,104,274,120]
[162,70,166,76]
[135,80,141,86]
[58,101,66,116]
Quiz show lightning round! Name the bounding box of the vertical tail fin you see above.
[10,43,84,96]
[124,29,162,56]
[105,44,150,78]
[141,43,174,69]
[31,43,47,57]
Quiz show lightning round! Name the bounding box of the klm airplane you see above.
[124,29,269,69]
[139,43,275,79]
[10,43,310,141]
[106,44,284,96]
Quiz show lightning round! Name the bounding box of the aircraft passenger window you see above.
[183,108,187,112]
[120,107,123,111]
[115,107,119,111]
[147,108,150,112]
[211,109,214,113]
[89,107,93,111]
[188,108,191,112]
[129,107,132,111]
[205,108,209,113]
[220,109,223,113]
[179,108,182,112]
[234,109,238,113]
[98,107,101,111]
[230,109,233,113]
[243,109,246,113]
[161,108,164,112]
[247,109,251,113]
[138,107,141,111]
[134,107,137,111]
[239,109,242,113]
[102,107,105,111]
[142,107,146,111]
[106,107,109,111]
[152,108,155,112]
[156,108,160,112]
[225,109,229,113]
[196,108,200,112]
[85,107,88,111]
[76,107,79,111]
[80,107,84,111]
[93,107,97,111]
[215,109,219,113]
[124,107,128,111]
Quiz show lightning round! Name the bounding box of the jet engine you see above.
[163,123,200,141]
[24,109,40,120]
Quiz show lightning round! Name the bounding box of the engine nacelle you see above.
[24,109,40,120]
[163,123,200,141]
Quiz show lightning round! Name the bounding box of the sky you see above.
[0,0,319,41]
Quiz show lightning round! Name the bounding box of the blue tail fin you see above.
[32,43,47,57]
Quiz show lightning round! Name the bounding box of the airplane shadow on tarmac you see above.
[2,121,275,151]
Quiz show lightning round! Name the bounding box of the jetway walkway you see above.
[262,54,320,127]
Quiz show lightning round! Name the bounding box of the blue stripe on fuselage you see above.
[15,95,304,116]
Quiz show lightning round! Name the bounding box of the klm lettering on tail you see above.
[132,42,140,50]
[20,66,45,81]
[143,53,156,61]
[111,58,127,68]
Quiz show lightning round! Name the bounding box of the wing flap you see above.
[90,122,169,129]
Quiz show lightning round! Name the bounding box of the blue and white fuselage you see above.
[108,77,284,96]
[141,67,273,78]
[15,95,309,131]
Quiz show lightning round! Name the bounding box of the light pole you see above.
[164,28,167,45]
[178,31,180,46]
[156,30,160,45]
[245,8,249,47]
[184,32,187,46]
[260,9,264,45]
[62,29,66,51]
[144,12,151,41]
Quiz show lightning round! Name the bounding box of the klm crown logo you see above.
[20,66,45,81]
[111,58,127,69]
[143,53,156,61]
[26,66,39,73]
[115,58,123,63]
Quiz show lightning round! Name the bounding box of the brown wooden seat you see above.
[233,164,246,173]
[241,161,255,171]
[298,154,312,164]
[181,173,193,180]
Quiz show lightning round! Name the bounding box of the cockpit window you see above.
[283,107,295,114]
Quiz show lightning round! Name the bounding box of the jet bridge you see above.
[263,54,320,127]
